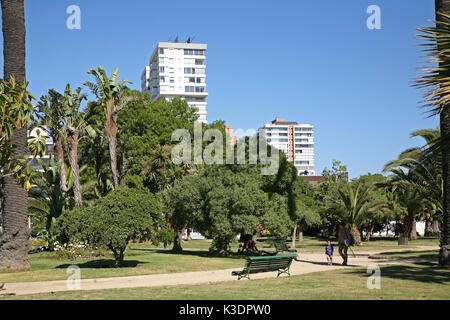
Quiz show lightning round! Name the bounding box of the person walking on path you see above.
[337,223,351,266]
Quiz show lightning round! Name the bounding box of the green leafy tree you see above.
[57,187,163,265]
[315,160,349,233]
[162,174,204,252]
[263,153,320,247]
[118,93,198,181]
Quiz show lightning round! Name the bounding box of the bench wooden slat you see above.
[232,253,297,280]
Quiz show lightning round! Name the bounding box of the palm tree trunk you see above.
[66,134,82,206]
[410,216,417,240]
[106,101,119,189]
[350,227,361,245]
[425,218,433,236]
[432,219,440,236]
[435,0,450,265]
[53,134,68,202]
[94,151,103,186]
[0,0,31,271]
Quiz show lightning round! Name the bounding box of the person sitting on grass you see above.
[325,240,333,265]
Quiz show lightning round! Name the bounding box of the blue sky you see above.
[0,0,439,178]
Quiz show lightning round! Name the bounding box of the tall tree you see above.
[329,181,384,245]
[37,90,69,202]
[382,169,427,242]
[61,84,92,206]
[383,128,443,238]
[0,0,30,271]
[416,1,450,264]
[84,67,131,189]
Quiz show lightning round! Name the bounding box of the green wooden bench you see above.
[231,254,297,280]
[265,237,297,253]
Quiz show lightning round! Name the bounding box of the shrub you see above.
[57,187,164,265]
[151,225,174,248]
[53,242,110,260]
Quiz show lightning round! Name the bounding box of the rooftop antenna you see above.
[174,36,179,43]
[186,37,191,43]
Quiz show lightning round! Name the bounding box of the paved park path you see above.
[0,245,439,296]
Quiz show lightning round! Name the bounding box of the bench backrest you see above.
[266,237,290,251]
[245,254,296,273]
[273,240,290,251]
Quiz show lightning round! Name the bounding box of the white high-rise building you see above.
[141,41,208,123]
[259,118,315,176]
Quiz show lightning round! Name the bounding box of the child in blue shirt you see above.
[325,240,333,265]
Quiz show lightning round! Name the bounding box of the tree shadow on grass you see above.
[371,250,438,260]
[55,259,146,269]
[347,261,450,285]
[129,248,251,260]
[295,259,360,268]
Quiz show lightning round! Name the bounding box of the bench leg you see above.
[277,268,290,278]
[238,273,250,280]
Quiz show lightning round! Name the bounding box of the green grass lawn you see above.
[3,261,449,300]
[369,250,440,260]
[294,236,439,253]
[0,236,440,284]
[0,242,246,283]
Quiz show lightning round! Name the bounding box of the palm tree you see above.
[61,84,93,206]
[383,128,443,238]
[415,0,450,264]
[382,168,427,242]
[142,144,196,193]
[84,67,131,189]
[28,157,65,250]
[37,90,69,203]
[330,182,383,245]
[0,0,31,271]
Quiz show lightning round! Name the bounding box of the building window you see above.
[159,48,165,54]
[184,49,205,55]
[185,86,205,93]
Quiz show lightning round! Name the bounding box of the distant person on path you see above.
[337,223,351,266]
[325,240,333,265]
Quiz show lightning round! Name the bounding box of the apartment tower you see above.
[141,40,208,123]
[259,118,315,176]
